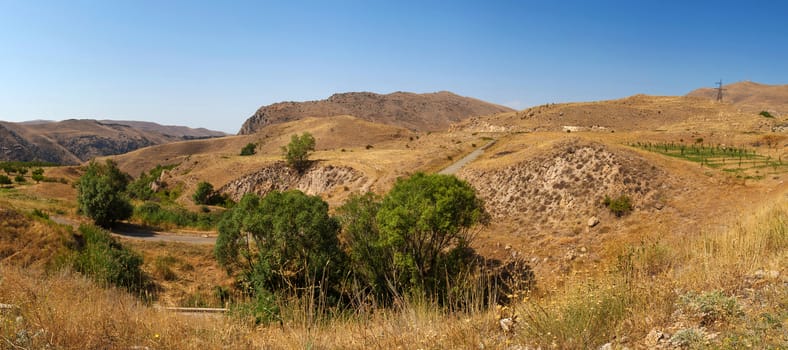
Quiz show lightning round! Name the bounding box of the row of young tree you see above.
[213,173,491,322]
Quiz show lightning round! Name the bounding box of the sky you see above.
[1,1,786,133]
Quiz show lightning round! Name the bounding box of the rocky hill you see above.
[687,81,788,116]
[238,91,513,135]
[458,138,669,234]
[0,119,225,164]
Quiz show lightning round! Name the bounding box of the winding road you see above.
[51,216,217,244]
[439,140,495,175]
[49,141,493,245]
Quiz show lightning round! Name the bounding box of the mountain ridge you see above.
[238,90,513,135]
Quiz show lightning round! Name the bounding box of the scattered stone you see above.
[645,329,666,346]
[653,201,664,210]
[579,246,587,253]
[564,251,576,261]
[499,317,515,332]
[588,216,600,227]
[504,244,512,250]
[753,269,780,279]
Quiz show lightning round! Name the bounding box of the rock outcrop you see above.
[238,91,513,135]
[219,162,370,201]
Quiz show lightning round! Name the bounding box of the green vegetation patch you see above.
[631,141,787,180]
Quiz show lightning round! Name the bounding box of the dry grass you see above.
[1,197,784,349]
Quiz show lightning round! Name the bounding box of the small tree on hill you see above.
[31,168,44,183]
[282,133,315,173]
[76,160,133,227]
[240,142,257,156]
[192,181,217,205]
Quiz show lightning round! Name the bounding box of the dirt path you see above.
[438,140,496,175]
[51,216,217,244]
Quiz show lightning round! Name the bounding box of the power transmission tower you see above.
[715,80,725,102]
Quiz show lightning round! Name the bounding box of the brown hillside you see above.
[687,81,788,115]
[238,91,513,135]
[453,94,773,134]
[0,119,225,164]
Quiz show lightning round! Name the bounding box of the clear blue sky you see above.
[1,1,786,133]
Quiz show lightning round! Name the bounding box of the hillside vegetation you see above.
[1,83,786,348]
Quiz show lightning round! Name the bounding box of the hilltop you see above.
[238,91,513,135]
[0,119,225,164]
[687,81,788,115]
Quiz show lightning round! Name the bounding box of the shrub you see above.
[336,192,388,299]
[680,290,742,326]
[759,110,775,118]
[603,194,632,217]
[133,202,222,230]
[71,225,146,293]
[375,173,488,302]
[14,174,25,183]
[215,191,346,315]
[0,174,11,185]
[282,133,315,173]
[192,181,216,205]
[126,164,176,200]
[240,142,257,156]
[31,168,44,183]
[75,160,133,227]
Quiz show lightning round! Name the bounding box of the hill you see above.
[687,81,788,116]
[0,119,225,164]
[238,91,513,135]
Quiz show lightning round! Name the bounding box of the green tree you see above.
[192,181,216,205]
[214,190,346,306]
[0,174,11,185]
[282,133,316,173]
[76,160,133,227]
[375,173,488,301]
[240,142,257,156]
[336,192,389,299]
[31,168,44,183]
[14,174,25,183]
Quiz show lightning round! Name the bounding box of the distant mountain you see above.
[686,81,788,115]
[99,120,226,139]
[238,91,514,135]
[0,119,226,164]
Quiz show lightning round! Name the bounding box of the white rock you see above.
[588,216,600,227]
[499,317,515,332]
[598,343,612,350]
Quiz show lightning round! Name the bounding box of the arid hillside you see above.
[687,80,788,115]
[0,119,225,164]
[454,94,777,134]
[238,90,513,134]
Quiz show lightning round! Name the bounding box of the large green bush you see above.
[342,173,488,303]
[133,202,222,230]
[215,190,346,310]
[240,142,257,156]
[75,160,133,227]
[72,225,146,293]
